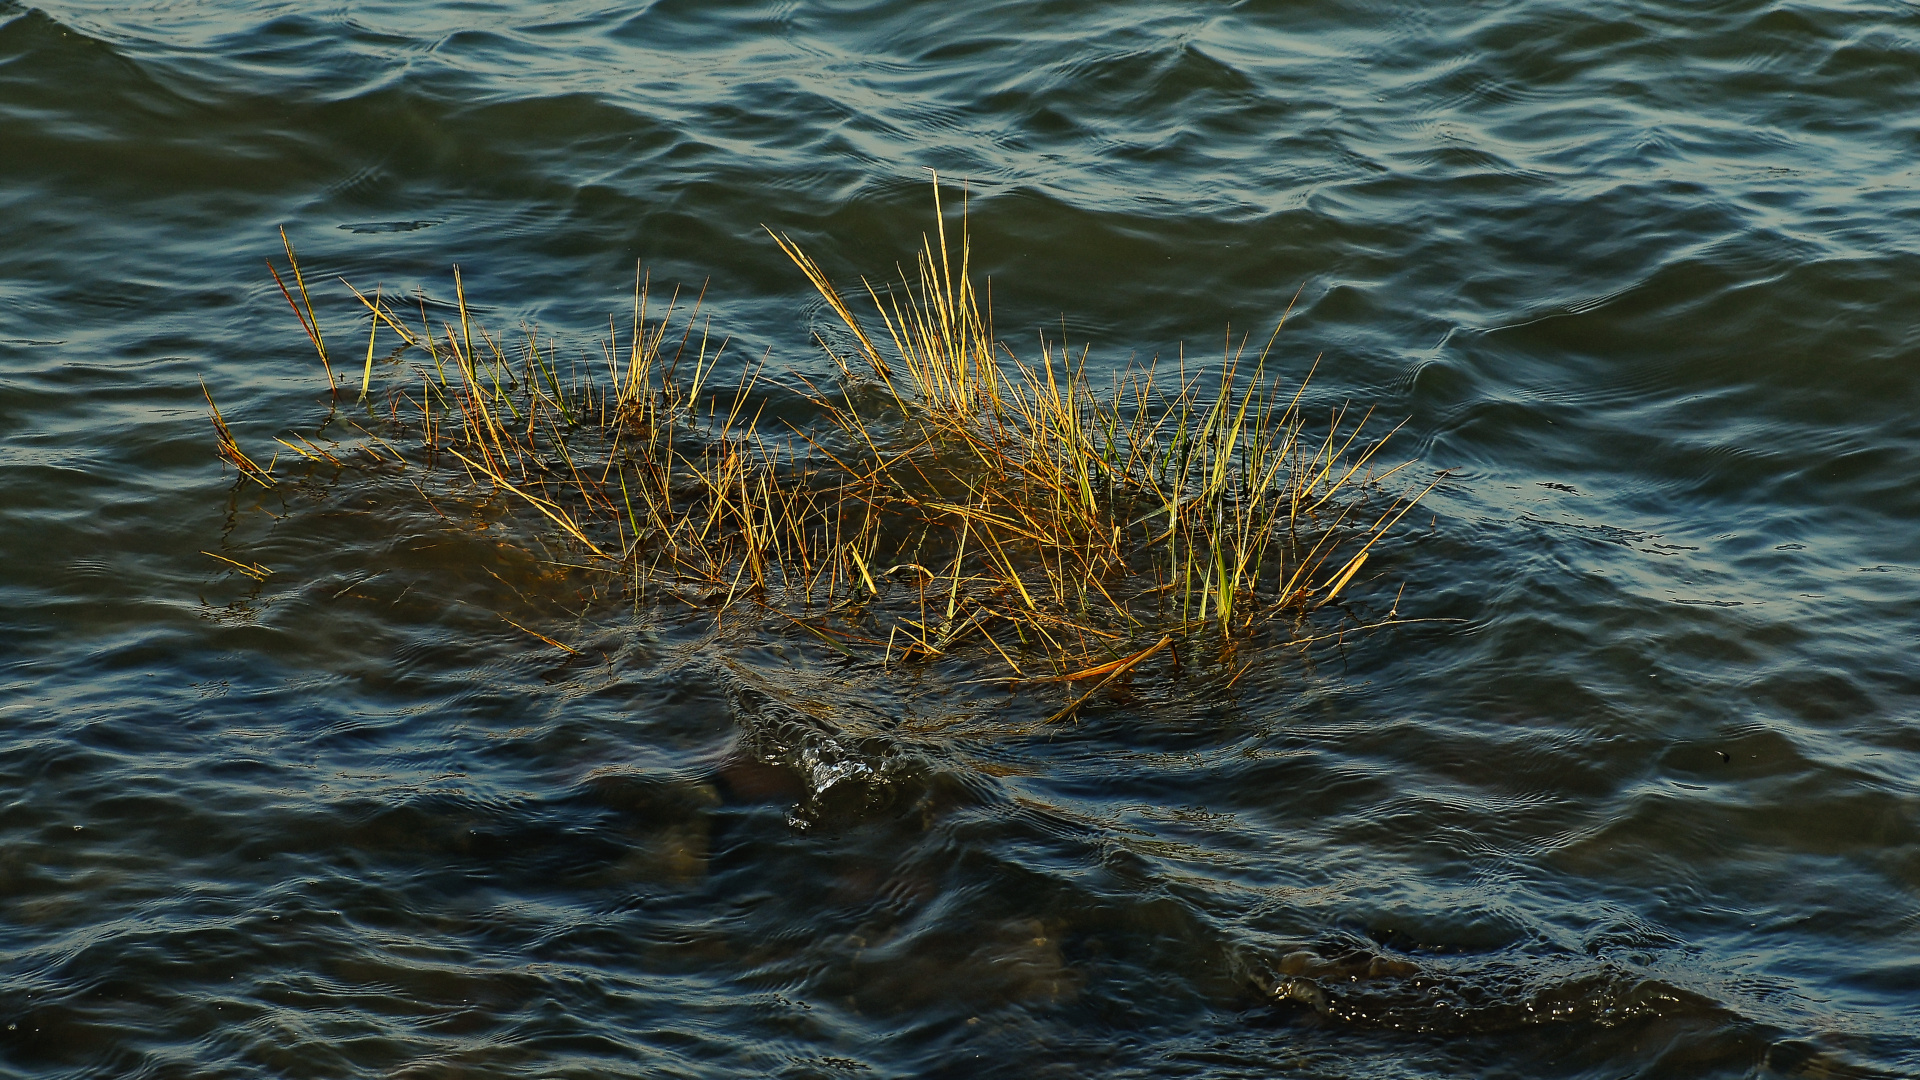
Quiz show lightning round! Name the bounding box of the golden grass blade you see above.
[499,613,578,654]
[201,381,275,488]
[447,448,608,557]
[202,550,272,580]
[1321,551,1368,604]
[1045,635,1172,723]
[268,258,334,394]
[359,283,383,402]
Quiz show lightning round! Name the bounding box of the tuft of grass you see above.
[218,180,1440,709]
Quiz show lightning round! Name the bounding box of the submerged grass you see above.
[213,180,1438,711]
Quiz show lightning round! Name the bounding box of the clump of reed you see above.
[215,181,1435,713]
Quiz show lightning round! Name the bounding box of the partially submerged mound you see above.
[210,181,1439,717]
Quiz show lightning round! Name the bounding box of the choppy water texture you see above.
[2,0,1918,1076]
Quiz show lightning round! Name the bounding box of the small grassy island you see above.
[210,181,1438,718]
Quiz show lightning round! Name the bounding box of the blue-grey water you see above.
[2,1,1918,1076]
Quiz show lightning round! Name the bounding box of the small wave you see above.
[337,219,439,234]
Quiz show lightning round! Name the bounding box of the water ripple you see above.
[2,0,1918,1074]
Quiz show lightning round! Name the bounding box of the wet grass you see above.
[212,179,1439,713]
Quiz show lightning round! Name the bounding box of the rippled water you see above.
[3,0,1918,1076]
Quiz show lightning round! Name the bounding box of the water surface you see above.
[2,0,1918,1076]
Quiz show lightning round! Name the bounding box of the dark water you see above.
[3,0,1918,1076]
